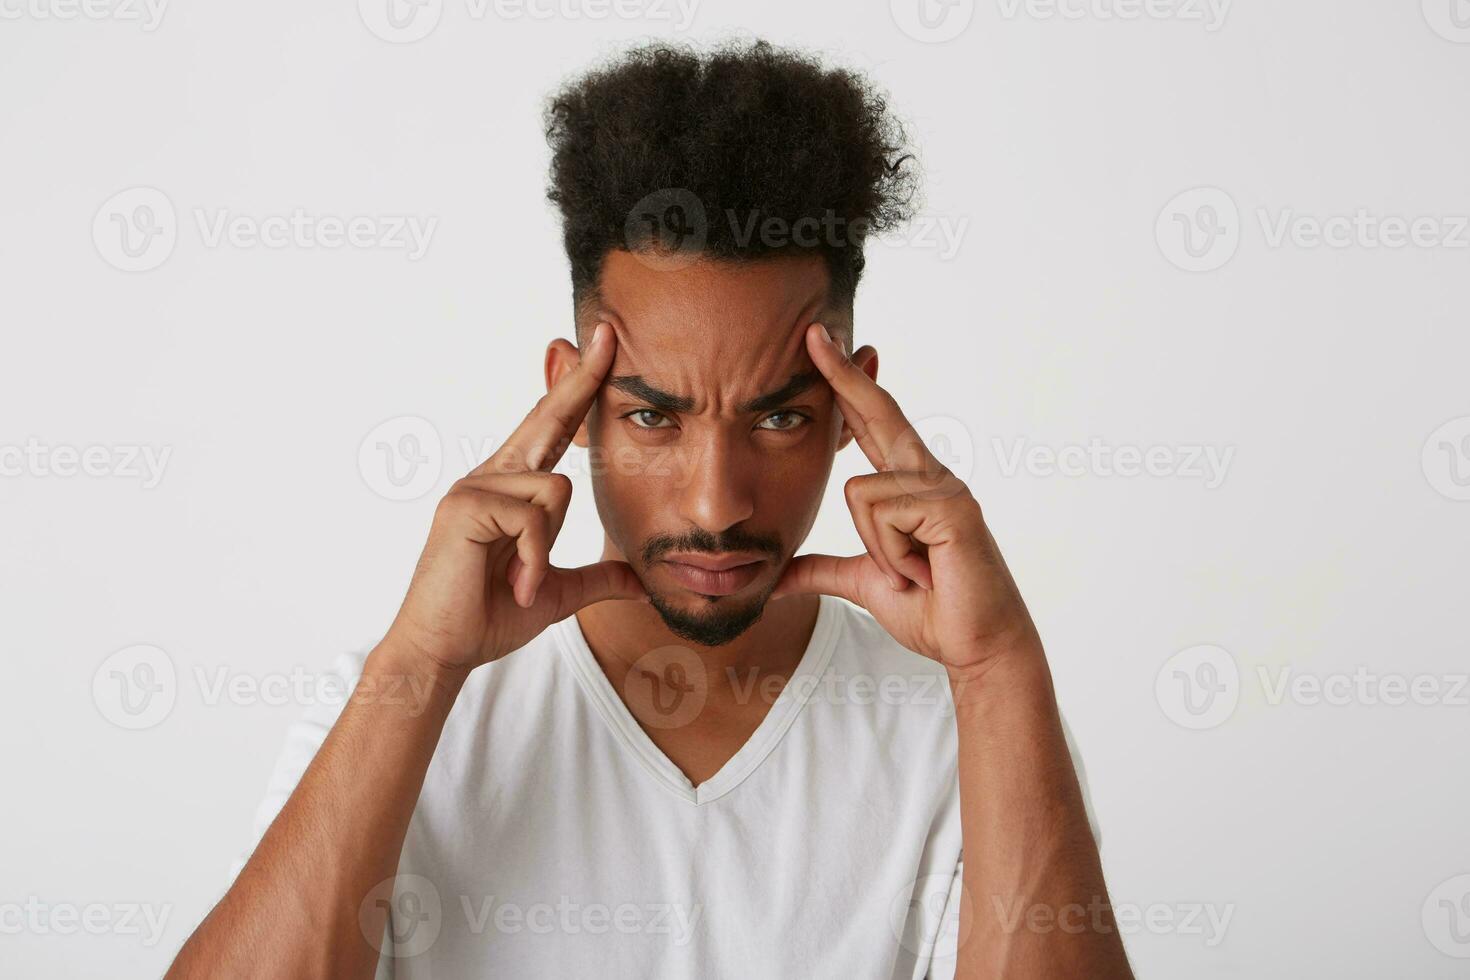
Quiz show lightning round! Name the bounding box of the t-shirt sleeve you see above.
[923,711,1101,979]
[221,650,394,978]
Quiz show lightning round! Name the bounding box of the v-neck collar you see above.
[558,595,841,806]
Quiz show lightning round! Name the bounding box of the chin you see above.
[645,587,772,648]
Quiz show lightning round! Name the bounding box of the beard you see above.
[646,585,772,647]
[637,525,784,647]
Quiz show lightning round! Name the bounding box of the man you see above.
[168,40,1133,979]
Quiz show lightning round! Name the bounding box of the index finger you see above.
[805,322,937,474]
[479,321,615,475]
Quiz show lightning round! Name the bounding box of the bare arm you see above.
[773,322,1132,979]
[947,652,1132,978]
[166,323,643,979]
[166,643,465,979]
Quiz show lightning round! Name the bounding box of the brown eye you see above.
[625,409,673,429]
[756,411,809,432]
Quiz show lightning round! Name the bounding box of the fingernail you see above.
[590,322,609,349]
[816,323,833,345]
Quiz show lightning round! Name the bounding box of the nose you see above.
[676,427,756,535]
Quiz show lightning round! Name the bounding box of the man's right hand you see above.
[384,322,646,673]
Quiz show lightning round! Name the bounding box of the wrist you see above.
[945,638,1055,716]
[365,635,472,711]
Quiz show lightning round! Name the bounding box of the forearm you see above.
[948,649,1133,979]
[167,639,468,980]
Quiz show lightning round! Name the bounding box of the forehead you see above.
[591,250,841,391]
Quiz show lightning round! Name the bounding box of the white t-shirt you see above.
[236,595,1098,979]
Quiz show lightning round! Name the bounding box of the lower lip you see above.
[660,560,764,596]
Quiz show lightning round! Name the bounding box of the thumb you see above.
[543,559,648,619]
[771,553,864,603]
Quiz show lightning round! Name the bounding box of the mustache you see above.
[640,527,783,566]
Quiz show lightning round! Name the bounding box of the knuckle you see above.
[544,472,574,502]
[436,486,471,514]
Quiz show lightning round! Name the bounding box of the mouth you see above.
[658,552,768,597]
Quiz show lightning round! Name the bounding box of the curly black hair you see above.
[544,39,918,323]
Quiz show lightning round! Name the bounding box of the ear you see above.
[835,344,879,453]
[544,337,593,448]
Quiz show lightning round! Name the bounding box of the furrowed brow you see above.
[608,370,822,415]
[737,371,821,414]
[609,375,695,413]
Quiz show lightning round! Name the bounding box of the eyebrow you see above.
[608,371,822,415]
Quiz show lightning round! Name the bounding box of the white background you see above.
[3,1,1469,976]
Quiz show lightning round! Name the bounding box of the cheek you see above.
[584,411,677,541]
[761,447,833,520]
